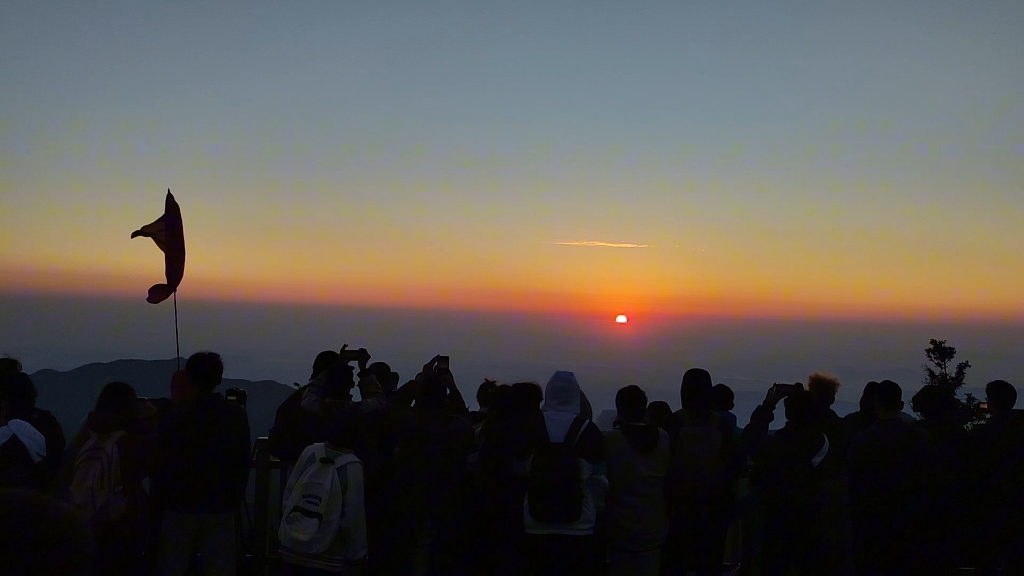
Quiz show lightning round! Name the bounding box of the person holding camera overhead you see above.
[387,355,475,575]
[154,351,251,576]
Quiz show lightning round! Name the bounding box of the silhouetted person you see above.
[471,379,498,427]
[523,371,606,576]
[301,349,386,419]
[268,349,341,464]
[62,381,155,576]
[664,368,740,576]
[748,388,848,575]
[279,411,367,575]
[0,371,53,491]
[910,384,968,574]
[966,380,1024,575]
[711,384,740,437]
[475,382,546,575]
[366,360,400,398]
[388,357,474,575]
[155,352,251,576]
[0,357,22,373]
[605,385,671,576]
[849,380,936,576]
[0,489,95,576]
[0,367,66,489]
[806,373,852,452]
[646,401,673,431]
[843,381,879,437]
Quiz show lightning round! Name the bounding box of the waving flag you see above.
[131,190,186,304]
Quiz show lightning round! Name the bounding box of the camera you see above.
[225,387,248,408]
[436,356,450,371]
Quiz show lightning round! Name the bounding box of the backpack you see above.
[0,436,40,490]
[527,416,587,524]
[269,384,324,463]
[278,444,357,557]
[69,431,127,523]
[667,411,725,504]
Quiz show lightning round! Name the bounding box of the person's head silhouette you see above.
[985,380,1017,416]
[0,372,36,422]
[910,385,956,421]
[367,362,400,392]
[185,352,224,392]
[646,401,672,429]
[873,380,904,419]
[807,373,841,410]
[476,379,498,411]
[0,357,23,376]
[615,385,648,425]
[93,381,140,427]
[310,350,340,382]
[711,384,735,412]
[784,389,815,427]
[859,381,880,414]
[680,368,713,412]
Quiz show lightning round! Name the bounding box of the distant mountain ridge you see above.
[27,358,989,441]
[30,358,294,443]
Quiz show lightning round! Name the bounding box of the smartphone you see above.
[979,401,989,412]
[772,383,803,396]
[436,356,450,371]
[337,349,364,362]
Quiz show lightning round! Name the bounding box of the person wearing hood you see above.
[523,371,606,575]
[604,385,671,576]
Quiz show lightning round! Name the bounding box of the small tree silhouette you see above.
[923,339,971,391]
[922,339,985,427]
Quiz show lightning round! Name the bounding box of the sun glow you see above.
[615,314,628,324]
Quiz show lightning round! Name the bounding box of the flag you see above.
[131,190,186,304]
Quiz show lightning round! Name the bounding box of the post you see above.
[252,437,271,576]
[173,291,181,370]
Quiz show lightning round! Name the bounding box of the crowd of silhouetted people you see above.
[1,349,1022,576]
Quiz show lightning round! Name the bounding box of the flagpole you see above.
[173,291,180,370]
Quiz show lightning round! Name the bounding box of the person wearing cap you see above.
[849,380,937,576]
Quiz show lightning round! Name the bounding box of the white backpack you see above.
[278,444,358,557]
[69,431,127,523]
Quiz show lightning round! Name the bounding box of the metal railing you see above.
[248,436,288,576]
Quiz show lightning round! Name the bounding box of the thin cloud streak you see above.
[548,241,652,248]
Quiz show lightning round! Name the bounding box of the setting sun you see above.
[615,314,628,324]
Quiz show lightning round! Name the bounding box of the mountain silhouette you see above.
[30,358,294,443]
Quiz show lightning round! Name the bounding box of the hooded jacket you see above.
[523,371,606,536]
[604,422,671,551]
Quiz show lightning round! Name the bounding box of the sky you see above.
[2,0,1023,322]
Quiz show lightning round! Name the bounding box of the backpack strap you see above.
[563,417,587,450]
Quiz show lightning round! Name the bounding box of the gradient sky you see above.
[2,0,1023,320]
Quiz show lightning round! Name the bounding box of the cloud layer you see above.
[549,241,652,248]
